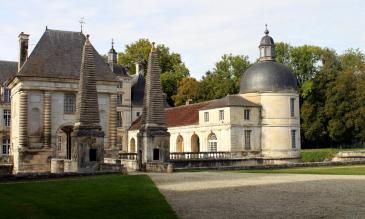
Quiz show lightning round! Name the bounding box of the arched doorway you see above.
[176,135,184,152]
[208,133,218,152]
[56,125,73,159]
[191,134,200,152]
[130,138,136,152]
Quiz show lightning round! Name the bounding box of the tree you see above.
[172,77,200,106]
[198,54,251,101]
[118,39,189,106]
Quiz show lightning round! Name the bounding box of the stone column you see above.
[19,90,28,148]
[43,91,52,148]
[109,94,117,149]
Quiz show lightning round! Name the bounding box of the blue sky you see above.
[0,0,364,79]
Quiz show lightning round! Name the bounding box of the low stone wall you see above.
[171,156,365,171]
[120,159,139,171]
[146,162,173,173]
[332,150,365,161]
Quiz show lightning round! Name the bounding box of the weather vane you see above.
[79,17,86,33]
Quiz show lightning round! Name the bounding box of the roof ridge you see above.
[165,100,213,110]
[46,29,83,34]
[0,60,17,64]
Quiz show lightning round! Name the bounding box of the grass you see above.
[233,165,365,175]
[0,174,177,219]
[300,148,364,162]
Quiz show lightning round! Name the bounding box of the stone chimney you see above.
[18,32,29,71]
[185,99,193,105]
[135,62,140,75]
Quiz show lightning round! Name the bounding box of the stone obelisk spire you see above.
[140,42,166,130]
[137,42,170,171]
[71,34,104,172]
[75,34,101,130]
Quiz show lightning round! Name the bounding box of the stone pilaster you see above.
[19,90,28,148]
[43,91,52,148]
[109,94,117,149]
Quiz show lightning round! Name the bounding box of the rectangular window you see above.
[291,130,296,149]
[244,130,251,150]
[2,138,10,155]
[3,110,10,127]
[117,112,122,127]
[244,109,250,120]
[136,112,140,117]
[290,98,295,117]
[3,88,11,103]
[204,112,209,122]
[64,93,76,114]
[117,82,123,89]
[117,94,123,106]
[219,110,224,121]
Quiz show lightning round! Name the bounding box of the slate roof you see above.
[111,64,129,77]
[201,95,260,110]
[0,61,17,84]
[131,72,145,106]
[17,29,117,82]
[129,101,212,130]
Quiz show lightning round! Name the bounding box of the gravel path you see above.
[148,172,365,219]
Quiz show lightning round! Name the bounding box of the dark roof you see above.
[129,101,212,130]
[111,64,129,76]
[131,73,145,106]
[201,95,260,110]
[260,35,274,46]
[0,61,17,84]
[240,61,298,93]
[18,29,117,82]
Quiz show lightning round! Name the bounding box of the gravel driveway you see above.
[148,172,365,219]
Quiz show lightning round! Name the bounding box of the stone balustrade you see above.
[119,153,137,160]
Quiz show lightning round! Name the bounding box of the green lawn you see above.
[234,165,365,175]
[0,174,177,219]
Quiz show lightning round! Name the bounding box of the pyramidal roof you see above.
[18,29,117,82]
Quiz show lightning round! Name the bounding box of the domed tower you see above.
[240,26,300,160]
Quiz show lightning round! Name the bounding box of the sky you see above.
[0,0,364,79]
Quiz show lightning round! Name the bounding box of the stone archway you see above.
[191,134,200,152]
[56,124,74,159]
[176,135,184,152]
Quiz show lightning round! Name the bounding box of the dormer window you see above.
[118,82,123,89]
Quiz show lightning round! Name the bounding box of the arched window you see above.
[208,133,217,152]
[176,135,184,152]
[191,134,200,152]
[130,138,136,152]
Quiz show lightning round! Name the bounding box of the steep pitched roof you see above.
[131,72,145,106]
[0,61,17,84]
[129,101,212,130]
[201,95,260,110]
[18,29,117,82]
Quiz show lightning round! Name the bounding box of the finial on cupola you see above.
[264,24,269,35]
[151,42,156,52]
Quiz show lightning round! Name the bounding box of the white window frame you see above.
[3,88,11,103]
[2,138,10,155]
[3,109,10,127]
[219,110,224,121]
[117,94,123,106]
[64,93,76,114]
[244,109,250,120]
[290,98,295,117]
[208,133,217,152]
[204,112,209,122]
[291,130,296,149]
[244,130,251,150]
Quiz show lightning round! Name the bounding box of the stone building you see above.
[6,29,119,173]
[129,27,301,160]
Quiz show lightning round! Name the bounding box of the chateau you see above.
[0,27,300,174]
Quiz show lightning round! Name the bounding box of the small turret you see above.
[108,39,117,69]
[259,25,275,61]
